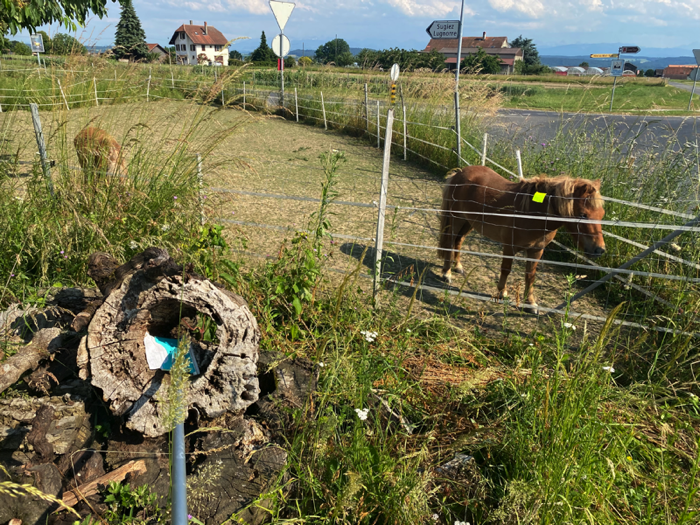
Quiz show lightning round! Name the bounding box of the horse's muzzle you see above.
[588,246,606,258]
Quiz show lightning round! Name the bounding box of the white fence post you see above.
[376,101,381,148]
[402,105,407,161]
[373,108,395,299]
[93,77,99,106]
[295,87,299,122]
[171,69,175,89]
[364,83,369,132]
[243,82,246,108]
[30,103,54,197]
[197,154,205,226]
[516,149,524,179]
[146,67,152,102]
[321,91,327,130]
[482,133,488,165]
[57,79,69,110]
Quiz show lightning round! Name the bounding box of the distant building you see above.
[662,65,698,80]
[422,32,523,74]
[586,67,604,76]
[147,43,168,62]
[169,21,229,66]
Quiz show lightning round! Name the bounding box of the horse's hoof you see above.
[442,273,452,284]
[453,266,464,275]
[522,303,539,314]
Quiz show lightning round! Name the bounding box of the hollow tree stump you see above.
[78,248,260,437]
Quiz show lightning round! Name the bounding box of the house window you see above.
[190,45,195,51]
[192,56,196,61]
[201,45,207,51]
[180,32,185,39]
[214,45,221,51]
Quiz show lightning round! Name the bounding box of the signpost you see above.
[610,58,624,111]
[453,0,466,164]
[425,20,460,39]
[269,0,295,108]
[590,53,619,58]
[619,46,641,54]
[689,49,700,111]
[30,33,44,66]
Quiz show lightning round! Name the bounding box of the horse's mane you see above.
[518,175,604,217]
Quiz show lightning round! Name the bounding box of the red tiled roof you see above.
[423,36,508,53]
[147,44,166,52]
[169,24,228,46]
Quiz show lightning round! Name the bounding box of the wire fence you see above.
[3,64,698,336]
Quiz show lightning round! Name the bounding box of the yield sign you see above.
[693,49,700,66]
[269,1,295,32]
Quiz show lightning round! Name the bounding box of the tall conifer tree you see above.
[113,0,148,61]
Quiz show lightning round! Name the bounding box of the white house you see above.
[169,21,229,66]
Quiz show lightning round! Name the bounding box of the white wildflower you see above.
[318,362,325,367]
[129,241,138,250]
[406,328,412,333]
[431,514,439,522]
[454,521,471,525]
[529,343,534,347]
[161,224,170,232]
[355,408,369,421]
[563,322,576,330]
[602,366,615,373]
[360,330,378,343]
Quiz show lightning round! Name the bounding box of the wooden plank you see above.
[61,460,147,507]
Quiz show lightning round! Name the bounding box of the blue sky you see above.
[14,0,700,55]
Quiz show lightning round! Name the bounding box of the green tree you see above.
[229,49,242,61]
[461,47,501,74]
[579,61,589,68]
[284,55,295,68]
[336,51,353,67]
[356,48,379,69]
[511,35,549,75]
[2,0,123,35]
[315,38,350,65]
[299,55,313,67]
[250,31,276,64]
[644,68,656,77]
[51,33,86,54]
[12,41,32,55]
[112,0,148,61]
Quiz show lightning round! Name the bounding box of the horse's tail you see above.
[438,172,458,263]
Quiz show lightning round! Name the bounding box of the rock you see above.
[0,462,63,525]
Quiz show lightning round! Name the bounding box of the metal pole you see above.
[171,422,188,525]
[688,71,698,111]
[243,81,246,108]
[454,0,466,163]
[295,87,299,122]
[403,105,407,161]
[30,103,54,197]
[482,133,488,165]
[57,79,69,110]
[365,83,369,132]
[280,33,285,109]
[373,107,395,299]
[197,154,205,225]
[516,149,523,179]
[171,69,175,89]
[37,52,41,66]
[321,91,327,130]
[554,213,700,310]
[610,76,617,112]
[221,85,225,107]
[93,77,99,106]
[147,67,152,102]
[377,101,380,148]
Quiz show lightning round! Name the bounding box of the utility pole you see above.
[454,0,466,163]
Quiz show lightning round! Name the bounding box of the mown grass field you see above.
[1,59,700,524]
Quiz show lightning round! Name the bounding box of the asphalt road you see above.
[488,109,699,152]
[668,81,698,94]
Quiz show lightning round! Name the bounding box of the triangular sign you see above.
[270,1,295,32]
[693,49,700,66]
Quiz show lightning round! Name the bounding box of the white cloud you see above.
[489,0,545,18]
[224,0,269,14]
[383,0,464,17]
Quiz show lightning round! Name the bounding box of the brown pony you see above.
[439,166,606,309]
[74,127,128,183]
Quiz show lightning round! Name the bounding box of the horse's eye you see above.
[580,213,588,219]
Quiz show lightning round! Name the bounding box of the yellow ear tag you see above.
[532,192,546,203]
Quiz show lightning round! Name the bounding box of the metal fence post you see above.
[295,87,299,122]
[516,149,524,179]
[93,77,99,106]
[30,103,54,197]
[376,101,380,148]
[146,68,152,102]
[243,82,246,108]
[688,71,698,111]
[482,133,488,165]
[321,91,327,130]
[373,108,395,300]
[171,69,175,89]
[57,79,69,110]
[172,421,188,525]
[221,86,225,107]
[403,105,407,161]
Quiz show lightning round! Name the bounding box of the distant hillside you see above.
[288,47,370,58]
[539,43,699,58]
[541,55,698,70]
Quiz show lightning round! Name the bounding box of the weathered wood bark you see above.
[80,248,261,437]
[0,328,63,395]
[62,460,147,507]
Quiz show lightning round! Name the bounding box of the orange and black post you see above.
[390,82,397,105]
